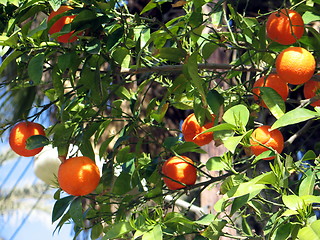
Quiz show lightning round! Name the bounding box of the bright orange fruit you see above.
[266,9,304,45]
[252,73,289,108]
[58,156,100,196]
[181,113,215,146]
[303,76,320,107]
[162,156,197,190]
[250,125,284,160]
[48,5,79,43]
[275,47,316,85]
[9,122,46,157]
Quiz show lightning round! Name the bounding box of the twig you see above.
[285,120,314,147]
[119,63,264,75]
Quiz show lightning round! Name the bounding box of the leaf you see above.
[222,104,249,129]
[260,87,285,119]
[272,108,318,129]
[201,220,227,239]
[28,52,45,85]
[206,156,228,171]
[299,170,315,196]
[52,196,74,223]
[273,223,292,240]
[298,220,320,240]
[300,195,320,205]
[142,224,163,240]
[26,135,50,150]
[69,197,84,228]
[282,195,304,210]
[222,135,243,153]
[206,89,224,116]
[158,47,187,62]
[0,50,22,75]
[195,214,215,226]
[102,221,134,239]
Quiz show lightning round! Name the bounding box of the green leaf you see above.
[142,224,163,240]
[195,214,215,226]
[28,52,45,85]
[69,197,84,228]
[251,171,277,185]
[300,195,320,205]
[282,195,304,210]
[206,89,224,116]
[158,47,187,63]
[48,0,62,11]
[298,220,320,240]
[52,196,74,223]
[222,135,243,153]
[272,108,318,129]
[299,170,315,196]
[260,87,285,119]
[26,135,50,150]
[222,104,249,129]
[0,50,22,75]
[206,156,228,171]
[102,221,134,239]
[273,223,292,240]
[201,220,227,239]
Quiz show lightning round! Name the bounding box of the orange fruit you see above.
[303,76,320,107]
[48,5,79,43]
[181,113,215,146]
[161,156,197,190]
[252,73,289,108]
[275,47,316,85]
[250,125,284,160]
[266,9,304,45]
[9,122,46,157]
[58,156,100,196]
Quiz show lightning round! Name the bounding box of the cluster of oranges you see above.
[9,122,100,196]
[162,8,318,190]
[254,9,317,108]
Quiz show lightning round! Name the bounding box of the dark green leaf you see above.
[206,89,224,116]
[28,52,45,85]
[69,197,84,228]
[26,135,50,150]
[52,195,74,223]
[158,47,187,63]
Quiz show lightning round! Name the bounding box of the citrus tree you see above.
[0,0,320,239]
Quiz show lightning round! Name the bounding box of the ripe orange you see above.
[48,5,79,43]
[303,76,320,107]
[252,73,289,108]
[250,125,284,160]
[161,156,197,190]
[275,47,316,85]
[266,9,304,45]
[181,113,215,146]
[58,156,100,196]
[9,122,46,157]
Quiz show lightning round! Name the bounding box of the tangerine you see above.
[58,156,100,196]
[48,5,79,43]
[181,113,215,146]
[162,156,197,190]
[275,47,316,85]
[303,76,320,107]
[9,121,46,157]
[252,73,289,108]
[266,9,304,45]
[250,125,284,160]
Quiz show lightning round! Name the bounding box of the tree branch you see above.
[119,63,264,75]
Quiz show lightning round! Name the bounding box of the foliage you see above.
[0,0,319,239]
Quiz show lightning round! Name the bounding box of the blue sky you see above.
[0,147,75,240]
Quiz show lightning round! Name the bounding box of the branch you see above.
[119,63,264,75]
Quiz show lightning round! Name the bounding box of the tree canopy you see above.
[0,0,320,239]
